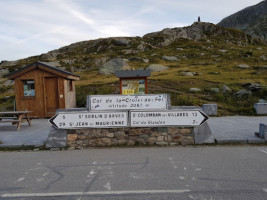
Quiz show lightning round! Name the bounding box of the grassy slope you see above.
[1,31,266,115]
[74,38,267,115]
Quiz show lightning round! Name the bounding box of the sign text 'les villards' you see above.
[49,111,128,129]
[87,94,169,111]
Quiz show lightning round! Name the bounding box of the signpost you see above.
[49,94,209,130]
[49,111,128,129]
[130,110,209,127]
[87,94,169,111]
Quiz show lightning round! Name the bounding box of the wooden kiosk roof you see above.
[7,61,80,80]
[115,70,151,78]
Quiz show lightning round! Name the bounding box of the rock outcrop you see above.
[162,56,179,61]
[146,64,169,72]
[143,22,256,46]
[0,60,17,67]
[99,58,132,75]
[223,85,232,93]
[237,64,250,69]
[242,82,261,91]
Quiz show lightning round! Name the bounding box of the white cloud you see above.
[0,0,263,61]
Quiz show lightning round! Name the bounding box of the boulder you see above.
[162,56,179,61]
[99,58,131,75]
[260,55,267,61]
[234,89,252,97]
[62,59,76,64]
[4,80,14,86]
[114,37,130,46]
[237,64,250,69]
[143,59,149,63]
[137,44,145,52]
[40,61,61,67]
[211,88,220,93]
[0,68,9,77]
[189,88,201,92]
[182,72,196,76]
[122,49,139,54]
[40,53,59,61]
[146,64,169,72]
[161,39,172,46]
[0,60,17,67]
[242,83,261,91]
[128,57,143,62]
[222,85,232,93]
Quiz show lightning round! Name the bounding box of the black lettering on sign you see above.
[192,112,197,117]
[59,122,65,127]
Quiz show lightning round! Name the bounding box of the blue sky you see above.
[0,0,263,61]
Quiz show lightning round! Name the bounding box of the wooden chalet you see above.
[8,61,80,117]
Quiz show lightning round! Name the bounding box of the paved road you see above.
[0,147,267,199]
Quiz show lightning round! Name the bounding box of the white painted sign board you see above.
[87,94,169,111]
[49,111,128,129]
[130,110,208,127]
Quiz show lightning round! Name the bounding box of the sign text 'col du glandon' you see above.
[87,94,168,110]
[49,111,128,129]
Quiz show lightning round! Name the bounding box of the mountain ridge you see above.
[218,0,267,40]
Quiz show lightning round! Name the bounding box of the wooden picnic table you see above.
[0,111,32,131]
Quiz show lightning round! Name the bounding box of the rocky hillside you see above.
[0,22,266,115]
[0,22,261,74]
[218,0,267,41]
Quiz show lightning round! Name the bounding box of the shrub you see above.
[76,84,116,107]
[170,93,200,106]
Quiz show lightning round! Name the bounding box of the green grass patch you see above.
[76,83,118,107]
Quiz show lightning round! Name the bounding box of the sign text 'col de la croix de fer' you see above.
[87,94,169,110]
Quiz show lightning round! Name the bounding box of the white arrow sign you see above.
[49,111,128,129]
[130,110,209,127]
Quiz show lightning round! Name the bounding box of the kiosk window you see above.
[22,80,35,96]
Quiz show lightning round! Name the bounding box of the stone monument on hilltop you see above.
[198,16,201,22]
